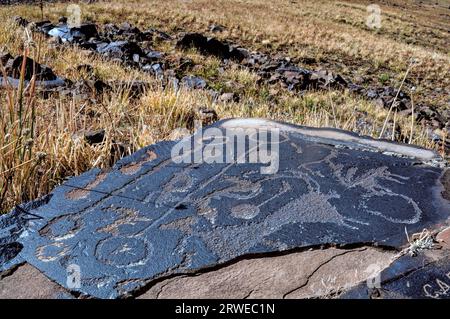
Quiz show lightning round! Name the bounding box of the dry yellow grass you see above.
[0,0,448,212]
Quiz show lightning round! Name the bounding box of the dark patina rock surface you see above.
[0,118,446,298]
[0,195,52,272]
[341,253,450,299]
[0,53,67,89]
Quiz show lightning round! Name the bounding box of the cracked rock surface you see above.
[0,118,449,298]
[138,247,395,299]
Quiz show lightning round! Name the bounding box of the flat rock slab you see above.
[8,119,450,298]
[380,255,450,299]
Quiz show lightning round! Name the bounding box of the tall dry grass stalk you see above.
[0,41,39,210]
[379,60,414,139]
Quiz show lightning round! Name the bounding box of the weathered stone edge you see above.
[215,118,444,166]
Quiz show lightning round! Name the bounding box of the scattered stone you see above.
[311,69,348,88]
[13,16,450,151]
[0,52,66,89]
[209,24,226,33]
[142,63,164,77]
[64,79,111,99]
[83,129,106,145]
[48,23,98,43]
[75,63,94,75]
[341,252,450,299]
[139,247,394,299]
[146,50,163,61]
[181,75,207,89]
[22,17,176,90]
[4,55,57,81]
[13,15,29,27]
[58,16,67,24]
[197,107,218,125]
[174,30,448,146]
[364,86,411,111]
[103,22,149,42]
[96,40,144,62]
[143,28,172,41]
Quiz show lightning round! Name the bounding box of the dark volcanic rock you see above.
[7,118,448,298]
[103,23,149,42]
[96,40,144,62]
[177,33,247,61]
[33,20,55,34]
[17,16,448,138]
[181,75,207,89]
[48,23,98,43]
[209,24,226,33]
[364,86,411,111]
[4,55,57,81]
[197,107,218,125]
[0,53,66,90]
[65,79,111,99]
[13,15,29,27]
[83,129,106,145]
[219,92,239,103]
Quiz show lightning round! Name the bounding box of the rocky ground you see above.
[0,0,449,299]
[4,13,450,145]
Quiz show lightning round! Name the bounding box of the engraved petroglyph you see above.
[39,213,84,241]
[95,236,152,268]
[120,150,157,175]
[96,207,153,236]
[16,120,449,298]
[36,242,70,263]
